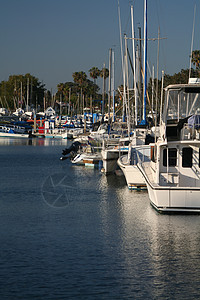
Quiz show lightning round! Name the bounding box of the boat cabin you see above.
[149,83,200,188]
[161,84,200,142]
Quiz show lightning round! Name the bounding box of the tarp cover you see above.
[188,115,200,129]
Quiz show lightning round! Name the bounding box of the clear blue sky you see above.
[0,0,199,93]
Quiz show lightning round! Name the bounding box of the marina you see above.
[1,0,200,298]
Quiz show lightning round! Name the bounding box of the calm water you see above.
[0,138,200,299]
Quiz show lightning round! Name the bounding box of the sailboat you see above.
[117,0,154,188]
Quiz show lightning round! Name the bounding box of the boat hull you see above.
[148,184,200,213]
[139,164,200,213]
[118,157,146,190]
[0,132,29,138]
[101,148,128,175]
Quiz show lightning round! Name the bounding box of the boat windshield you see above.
[164,87,200,122]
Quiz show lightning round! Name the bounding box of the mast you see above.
[118,0,126,122]
[20,81,23,109]
[26,77,29,112]
[152,65,154,113]
[189,4,196,81]
[102,62,105,121]
[131,5,138,126]
[138,27,142,121]
[111,50,115,122]
[143,0,147,124]
[125,34,131,137]
[108,48,112,122]
[155,27,160,131]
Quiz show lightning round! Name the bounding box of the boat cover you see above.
[188,115,200,129]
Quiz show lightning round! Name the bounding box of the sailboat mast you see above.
[143,0,147,123]
[108,48,112,122]
[118,0,126,122]
[26,77,29,112]
[189,4,196,82]
[111,50,115,122]
[131,5,138,126]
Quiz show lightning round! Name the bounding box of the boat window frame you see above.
[163,147,177,167]
[182,147,193,168]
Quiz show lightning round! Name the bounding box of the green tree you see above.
[89,67,100,84]
[0,73,46,111]
[72,71,87,88]
[55,79,100,115]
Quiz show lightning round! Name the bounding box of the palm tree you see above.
[100,67,109,81]
[191,50,200,76]
[72,71,87,87]
[72,71,87,114]
[89,67,100,84]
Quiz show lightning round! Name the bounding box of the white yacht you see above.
[138,82,200,213]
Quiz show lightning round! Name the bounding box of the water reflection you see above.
[0,137,69,147]
[98,174,200,298]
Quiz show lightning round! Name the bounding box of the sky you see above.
[0,0,200,93]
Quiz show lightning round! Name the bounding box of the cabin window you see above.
[163,148,177,167]
[182,147,193,168]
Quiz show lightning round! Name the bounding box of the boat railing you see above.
[135,145,152,166]
[181,123,200,141]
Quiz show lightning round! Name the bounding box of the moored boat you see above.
[138,82,200,213]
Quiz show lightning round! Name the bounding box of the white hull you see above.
[72,152,102,167]
[117,145,151,190]
[62,128,84,139]
[118,157,146,190]
[101,147,128,175]
[138,155,200,213]
[0,132,29,138]
[139,164,200,213]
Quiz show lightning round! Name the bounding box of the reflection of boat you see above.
[138,83,200,213]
